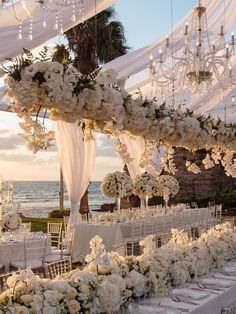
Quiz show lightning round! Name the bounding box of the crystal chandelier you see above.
[1,0,85,40]
[149,0,236,96]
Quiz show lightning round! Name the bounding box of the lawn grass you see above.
[21,216,63,233]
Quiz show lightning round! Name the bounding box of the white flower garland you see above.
[5,60,236,159]
[115,140,133,164]
[100,171,133,198]
[185,161,201,174]
[1,223,236,313]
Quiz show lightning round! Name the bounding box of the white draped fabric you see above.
[118,133,163,180]
[0,0,116,63]
[53,121,96,225]
[103,0,236,121]
[118,134,145,180]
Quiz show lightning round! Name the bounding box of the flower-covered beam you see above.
[3,49,236,175]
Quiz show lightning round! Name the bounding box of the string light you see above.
[17,21,22,40]
[28,18,33,41]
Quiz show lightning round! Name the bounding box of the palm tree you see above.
[65,7,130,74]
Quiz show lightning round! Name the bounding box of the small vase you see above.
[145,195,149,209]
[116,197,121,211]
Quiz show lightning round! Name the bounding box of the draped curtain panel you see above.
[118,133,163,179]
[53,121,96,225]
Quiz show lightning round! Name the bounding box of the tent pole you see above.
[59,168,64,210]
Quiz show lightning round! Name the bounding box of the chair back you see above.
[0,272,11,292]
[157,232,172,247]
[155,218,164,235]
[63,216,70,230]
[131,221,142,239]
[113,243,127,256]
[143,219,155,236]
[24,234,48,268]
[21,222,31,232]
[47,222,62,249]
[215,204,222,222]
[163,215,173,232]
[45,257,72,279]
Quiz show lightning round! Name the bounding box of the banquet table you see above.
[134,271,236,314]
[72,208,212,262]
[0,233,51,271]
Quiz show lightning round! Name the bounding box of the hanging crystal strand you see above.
[53,12,59,31]
[42,11,47,29]
[17,21,22,40]
[28,18,33,40]
[71,0,76,22]
[58,6,64,35]
[80,0,85,23]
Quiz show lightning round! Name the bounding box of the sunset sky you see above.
[0,0,195,181]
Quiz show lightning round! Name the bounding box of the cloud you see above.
[0,129,24,149]
[96,134,116,157]
[0,153,36,163]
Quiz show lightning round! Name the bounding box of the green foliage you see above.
[3,47,50,81]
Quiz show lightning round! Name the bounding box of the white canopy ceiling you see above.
[1,0,236,123]
[103,0,236,123]
[0,0,116,63]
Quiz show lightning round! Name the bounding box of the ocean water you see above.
[12,181,114,218]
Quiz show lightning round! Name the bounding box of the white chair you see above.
[163,215,173,232]
[21,222,31,232]
[125,221,143,255]
[47,222,62,249]
[45,257,72,279]
[112,243,127,256]
[143,218,155,236]
[197,226,207,237]
[215,204,222,223]
[0,271,17,292]
[11,234,48,270]
[45,229,74,263]
[63,216,70,230]
[157,232,172,247]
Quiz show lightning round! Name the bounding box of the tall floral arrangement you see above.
[155,175,179,197]
[100,171,133,198]
[133,172,158,198]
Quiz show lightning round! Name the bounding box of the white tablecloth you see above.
[0,233,51,271]
[136,262,236,314]
[72,224,124,261]
[72,208,212,262]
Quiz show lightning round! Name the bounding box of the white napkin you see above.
[201,278,234,288]
[172,288,209,300]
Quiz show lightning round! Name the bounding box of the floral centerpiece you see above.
[100,171,133,211]
[0,223,236,313]
[133,172,158,208]
[1,211,22,232]
[155,175,179,210]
